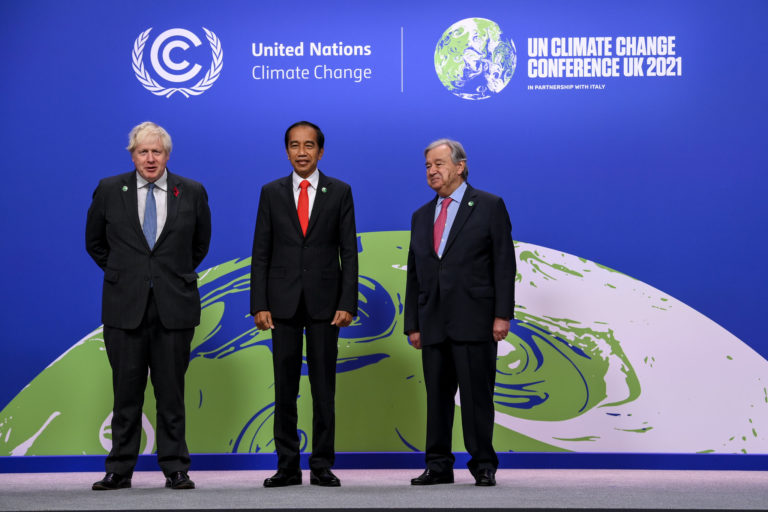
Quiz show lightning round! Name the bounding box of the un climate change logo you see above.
[435,18,516,100]
[132,27,223,98]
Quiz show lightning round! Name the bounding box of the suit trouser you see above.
[272,297,339,471]
[103,290,193,477]
[422,339,499,474]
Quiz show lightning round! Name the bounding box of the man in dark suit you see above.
[404,139,515,487]
[250,121,357,487]
[85,121,211,490]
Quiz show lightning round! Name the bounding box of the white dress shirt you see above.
[292,169,320,218]
[137,170,168,243]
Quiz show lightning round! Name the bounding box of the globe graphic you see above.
[1,232,767,456]
[435,18,517,100]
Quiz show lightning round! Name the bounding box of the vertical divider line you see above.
[400,26,404,93]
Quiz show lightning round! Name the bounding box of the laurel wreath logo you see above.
[132,27,223,98]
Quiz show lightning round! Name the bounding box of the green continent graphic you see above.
[434,18,517,100]
[0,231,639,456]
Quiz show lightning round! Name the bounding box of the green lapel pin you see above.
[122,185,128,192]
[321,187,327,193]
[468,200,474,206]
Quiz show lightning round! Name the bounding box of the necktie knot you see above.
[300,180,310,190]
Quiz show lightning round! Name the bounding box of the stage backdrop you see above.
[1,0,767,466]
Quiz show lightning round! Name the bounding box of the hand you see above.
[254,310,274,330]
[493,317,510,342]
[408,331,422,350]
[331,310,353,327]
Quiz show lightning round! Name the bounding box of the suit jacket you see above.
[250,171,358,319]
[85,170,211,330]
[404,183,515,345]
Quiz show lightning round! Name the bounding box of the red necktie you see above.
[433,197,452,254]
[298,179,310,235]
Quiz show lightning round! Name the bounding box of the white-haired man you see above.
[404,139,515,487]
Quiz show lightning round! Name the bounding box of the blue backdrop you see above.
[1,0,766,436]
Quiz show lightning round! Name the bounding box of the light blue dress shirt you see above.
[434,181,467,258]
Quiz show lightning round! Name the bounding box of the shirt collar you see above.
[293,169,320,190]
[439,180,467,205]
[136,169,168,191]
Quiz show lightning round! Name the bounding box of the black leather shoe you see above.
[475,468,496,486]
[263,469,302,487]
[92,472,131,490]
[165,471,195,489]
[310,468,341,487]
[410,469,454,485]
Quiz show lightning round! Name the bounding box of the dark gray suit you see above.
[404,183,515,474]
[86,169,211,476]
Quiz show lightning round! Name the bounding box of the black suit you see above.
[404,183,515,474]
[85,170,211,476]
[250,171,357,471]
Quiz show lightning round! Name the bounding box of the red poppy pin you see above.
[173,186,179,197]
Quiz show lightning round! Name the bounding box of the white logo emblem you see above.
[132,27,223,98]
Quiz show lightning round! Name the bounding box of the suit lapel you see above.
[442,184,477,256]
[425,196,439,257]
[305,171,329,237]
[155,170,180,248]
[120,172,149,250]
[279,174,303,236]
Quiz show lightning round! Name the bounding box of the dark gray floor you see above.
[0,469,767,511]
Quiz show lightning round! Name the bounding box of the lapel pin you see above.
[173,186,179,197]
[468,201,474,206]
[121,185,128,192]
[321,187,327,193]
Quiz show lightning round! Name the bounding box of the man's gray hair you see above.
[126,121,172,154]
[424,138,468,180]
